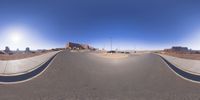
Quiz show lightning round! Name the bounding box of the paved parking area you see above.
[1,51,200,100]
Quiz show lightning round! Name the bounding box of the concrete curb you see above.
[0,52,59,84]
[158,55,200,83]
[158,54,200,76]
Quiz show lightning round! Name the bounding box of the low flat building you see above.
[164,46,189,53]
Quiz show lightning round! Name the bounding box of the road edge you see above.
[0,51,60,84]
[158,54,200,84]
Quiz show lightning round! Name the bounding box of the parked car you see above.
[107,50,116,53]
[125,52,130,54]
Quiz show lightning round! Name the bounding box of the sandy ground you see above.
[162,52,200,60]
[0,51,52,60]
[93,52,129,59]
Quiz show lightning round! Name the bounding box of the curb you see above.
[159,55,200,83]
[0,52,59,84]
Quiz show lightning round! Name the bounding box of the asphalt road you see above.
[1,51,200,100]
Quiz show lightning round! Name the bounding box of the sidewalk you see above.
[0,51,59,76]
[159,54,200,75]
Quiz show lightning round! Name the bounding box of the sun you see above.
[10,30,23,43]
[1,26,34,50]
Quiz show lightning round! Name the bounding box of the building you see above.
[164,46,189,53]
[66,42,84,50]
[171,46,188,52]
[66,42,96,50]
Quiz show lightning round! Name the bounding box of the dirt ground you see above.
[163,52,200,60]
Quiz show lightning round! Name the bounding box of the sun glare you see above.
[1,26,51,50]
[11,32,22,43]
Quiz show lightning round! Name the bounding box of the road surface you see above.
[0,51,200,100]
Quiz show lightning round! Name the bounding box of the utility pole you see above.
[134,45,137,53]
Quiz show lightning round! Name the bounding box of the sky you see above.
[0,0,200,50]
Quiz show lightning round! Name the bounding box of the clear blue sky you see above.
[0,0,200,50]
